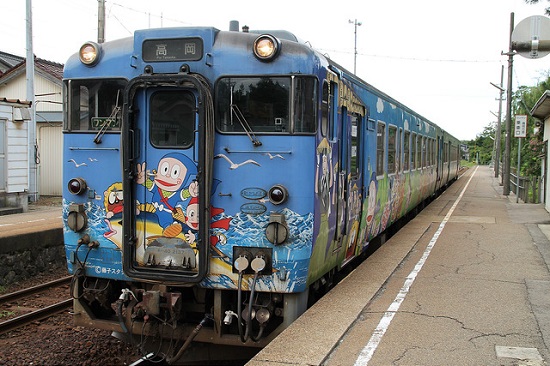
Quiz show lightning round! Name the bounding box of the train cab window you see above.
[388,125,397,174]
[215,76,316,134]
[376,122,385,174]
[65,79,127,131]
[149,90,196,148]
[404,131,410,171]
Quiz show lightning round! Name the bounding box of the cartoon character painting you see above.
[315,138,333,214]
[103,182,123,242]
[136,153,197,237]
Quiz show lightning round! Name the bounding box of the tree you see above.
[525,0,550,16]
[511,76,550,177]
[465,124,496,165]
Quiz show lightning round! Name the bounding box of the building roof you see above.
[0,51,25,73]
[0,97,32,106]
[531,90,550,120]
[0,55,63,85]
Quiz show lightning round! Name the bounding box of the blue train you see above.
[62,22,460,362]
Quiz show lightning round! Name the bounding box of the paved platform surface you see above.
[248,166,550,366]
[0,204,62,239]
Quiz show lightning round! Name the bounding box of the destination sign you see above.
[142,38,203,62]
[91,117,121,130]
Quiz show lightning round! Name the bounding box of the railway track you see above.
[0,276,73,334]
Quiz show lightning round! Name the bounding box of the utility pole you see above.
[26,0,37,202]
[490,65,505,181]
[502,12,515,196]
[349,19,362,74]
[98,0,106,43]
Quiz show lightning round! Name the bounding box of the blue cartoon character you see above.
[136,153,197,237]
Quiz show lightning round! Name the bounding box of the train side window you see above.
[388,125,397,174]
[150,90,195,148]
[404,131,410,171]
[376,121,385,174]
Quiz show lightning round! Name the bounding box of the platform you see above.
[247,165,550,366]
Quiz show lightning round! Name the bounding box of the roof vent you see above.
[229,20,239,32]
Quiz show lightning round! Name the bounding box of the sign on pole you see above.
[514,115,528,138]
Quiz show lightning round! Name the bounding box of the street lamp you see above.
[349,19,362,74]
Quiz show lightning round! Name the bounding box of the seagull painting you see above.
[264,153,285,160]
[68,159,87,168]
[215,154,260,170]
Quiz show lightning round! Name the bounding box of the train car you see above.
[62,22,460,362]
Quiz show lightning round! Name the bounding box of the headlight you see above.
[68,177,87,195]
[253,35,280,61]
[268,184,288,205]
[79,42,101,66]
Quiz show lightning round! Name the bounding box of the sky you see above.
[2,0,550,141]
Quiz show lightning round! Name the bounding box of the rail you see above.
[0,275,73,334]
[0,299,72,334]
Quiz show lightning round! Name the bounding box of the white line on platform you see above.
[354,166,479,366]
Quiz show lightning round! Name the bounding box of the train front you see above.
[62,26,323,360]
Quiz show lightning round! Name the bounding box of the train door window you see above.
[350,114,361,176]
[411,132,417,170]
[426,137,432,166]
[65,79,127,131]
[399,128,403,172]
[388,125,397,174]
[376,121,385,174]
[422,136,428,168]
[150,90,196,148]
[415,134,421,169]
[432,139,437,165]
[321,81,329,137]
[404,131,410,171]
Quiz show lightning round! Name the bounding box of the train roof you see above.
[324,56,458,140]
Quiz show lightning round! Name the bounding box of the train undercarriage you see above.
[70,275,310,363]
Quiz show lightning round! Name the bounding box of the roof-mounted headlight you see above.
[253,34,280,62]
[79,42,101,66]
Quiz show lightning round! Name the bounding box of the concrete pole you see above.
[98,0,105,43]
[26,0,37,202]
[349,19,362,74]
[495,65,504,180]
[503,13,515,196]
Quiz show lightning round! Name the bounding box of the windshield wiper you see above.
[94,90,121,144]
[230,86,261,147]
[230,104,262,147]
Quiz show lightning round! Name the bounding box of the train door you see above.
[342,112,363,262]
[436,136,443,191]
[122,75,214,283]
